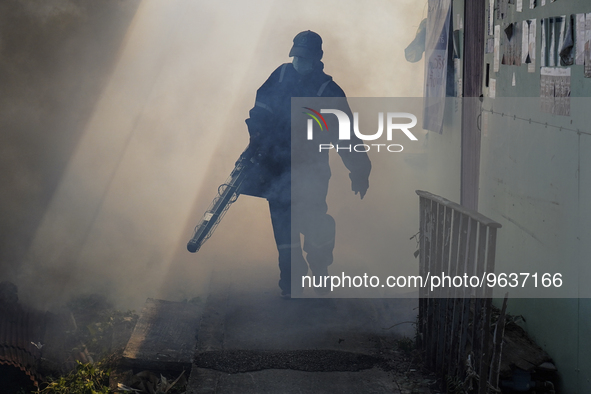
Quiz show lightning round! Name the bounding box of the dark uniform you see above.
[241,31,371,296]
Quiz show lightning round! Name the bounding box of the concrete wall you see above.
[476,0,591,392]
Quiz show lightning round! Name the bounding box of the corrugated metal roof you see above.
[0,304,46,387]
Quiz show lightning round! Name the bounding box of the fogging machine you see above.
[187,146,255,253]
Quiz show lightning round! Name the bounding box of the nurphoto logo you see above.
[303,108,418,152]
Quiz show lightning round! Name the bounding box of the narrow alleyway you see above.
[184,266,437,393]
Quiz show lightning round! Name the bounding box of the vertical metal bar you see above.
[425,200,437,367]
[475,222,488,298]
[435,201,445,278]
[419,196,430,353]
[452,213,469,379]
[480,226,498,391]
[418,196,426,351]
[429,201,444,370]
[473,223,488,393]
[458,218,477,380]
[485,227,498,299]
[436,206,452,373]
[446,209,462,375]
[468,218,480,389]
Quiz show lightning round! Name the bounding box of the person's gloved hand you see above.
[237,140,260,166]
[349,172,369,199]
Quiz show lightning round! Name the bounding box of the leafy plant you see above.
[397,336,416,356]
[66,294,138,360]
[445,374,464,394]
[39,361,110,394]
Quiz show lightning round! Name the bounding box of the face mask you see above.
[292,56,315,75]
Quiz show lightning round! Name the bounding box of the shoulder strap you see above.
[317,80,332,96]
[277,64,331,96]
[278,64,287,83]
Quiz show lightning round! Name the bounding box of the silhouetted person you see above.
[241,30,371,297]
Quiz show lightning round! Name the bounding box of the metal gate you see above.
[416,190,507,393]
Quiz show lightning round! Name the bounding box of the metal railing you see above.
[416,190,506,394]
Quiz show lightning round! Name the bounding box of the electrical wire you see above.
[481,107,591,136]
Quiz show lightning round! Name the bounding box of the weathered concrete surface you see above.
[123,298,201,371]
[189,367,398,394]
[187,265,419,393]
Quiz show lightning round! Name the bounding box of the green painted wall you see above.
[476,1,591,392]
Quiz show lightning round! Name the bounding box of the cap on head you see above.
[289,30,323,60]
